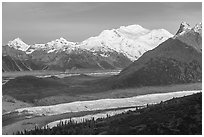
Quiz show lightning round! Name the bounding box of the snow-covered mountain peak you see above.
[118,24,149,36]
[175,21,191,36]
[192,22,202,34]
[54,37,74,44]
[181,21,191,28]
[173,22,202,52]
[7,38,30,51]
[98,24,149,39]
[41,38,78,53]
[174,22,202,38]
[26,37,77,54]
[115,25,150,40]
[79,25,172,61]
[46,37,75,49]
[57,37,64,40]
[14,37,23,42]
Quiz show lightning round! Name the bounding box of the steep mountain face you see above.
[2,24,172,72]
[2,55,43,72]
[175,22,191,35]
[110,22,202,88]
[2,38,132,71]
[174,22,202,52]
[2,45,44,72]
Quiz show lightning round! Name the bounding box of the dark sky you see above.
[2,2,202,45]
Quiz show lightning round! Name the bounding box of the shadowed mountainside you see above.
[109,38,202,88]
[105,23,202,89]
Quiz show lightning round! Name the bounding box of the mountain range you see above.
[2,24,172,72]
[109,22,202,88]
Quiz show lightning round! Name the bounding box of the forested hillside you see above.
[16,92,202,135]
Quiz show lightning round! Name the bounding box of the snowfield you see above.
[16,90,201,116]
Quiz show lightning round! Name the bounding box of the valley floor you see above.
[2,69,121,78]
[3,82,201,113]
[2,70,202,135]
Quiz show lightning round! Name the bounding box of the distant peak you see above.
[54,37,67,42]
[121,24,143,29]
[58,37,67,41]
[7,38,30,51]
[54,37,75,43]
[45,37,76,50]
[193,22,202,33]
[175,22,202,37]
[175,21,191,35]
[14,37,23,41]
[196,22,202,26]
[11,37,25,43]
[180,21,191,27]
[8,37,25,44]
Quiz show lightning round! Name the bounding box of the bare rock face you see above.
[175,22,191,35]
[174,22,202,52]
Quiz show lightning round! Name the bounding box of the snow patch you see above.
[47,49,57,53]
[100,53,109,57]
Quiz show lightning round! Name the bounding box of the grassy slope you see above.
[3,74,201,105]
[36,82,202,106]
[111,38,202,89]
[2,95,33,114]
